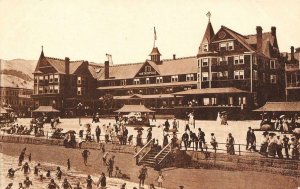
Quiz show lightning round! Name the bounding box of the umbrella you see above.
[66,130,76,134]
[262,131,269,136]
[269,133,276,136]
[134,127,144,130]
[261,124,272,131]
[279,115,285,119]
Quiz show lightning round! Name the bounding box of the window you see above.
[262,73,266,83]
[146,78,150,84]
[211,72,219,80]
[171,75,178,82]
[270,60,276,69]
[220,42,227,51]
[203,98,210,106]
[145,66,151,72]
[234,55,244,64]
[54,85,59,93]
[77,76,82,85]
[38,87,43,94]
[253,70,258,80]
[203,44,208,52]
[121,80,126,86]
[77,87,82,95]
[49,75,53,83]
[156,77,163,83]
[44,75,49,83]
[253,55,257,65]
[234,70,244,80]
[239,97,247,105]
[270,75,277,84]
[219,71,228,80]
[202,72,209,81]
[133,79,140,85]
[34,76,38,84]
[54,75,59,83]
[228,41,234,50]
[219,56,227,63]
[202,58,209,67]
[186,74,194,81]
[44,86,49,94]
[211,97,217,105]
[228,97,233,105]
[49,86,54,93]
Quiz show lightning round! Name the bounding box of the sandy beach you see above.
[1,142,299,189]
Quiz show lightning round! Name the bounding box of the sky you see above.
[0,0,299,64]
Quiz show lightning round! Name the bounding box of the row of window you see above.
[34,85,60,94]
[34,74,61,83]
[119,74,195,86]
[202,96,246,106]
[202,41,235,52]
[200,70,263,81]
[0,90,31,96]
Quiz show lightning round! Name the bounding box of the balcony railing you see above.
[287,82,300,88]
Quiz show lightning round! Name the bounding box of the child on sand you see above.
[156,171,164,188]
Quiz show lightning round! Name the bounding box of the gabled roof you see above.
[97,56,198,80]
[32,106,60,112]
[114,105,154,113]
[198,21,215,55]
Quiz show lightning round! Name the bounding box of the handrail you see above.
[138,147,153,164]
[154,142,172,160]
[133,138,154,158]
[158,147,172,165]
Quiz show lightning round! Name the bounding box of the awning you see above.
[114,105,154,113]
[254,102,300,112]
[97,81,197,90]
[32,106,60,113]
[173,87,248,95]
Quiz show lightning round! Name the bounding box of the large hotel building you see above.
[31,18,286,119]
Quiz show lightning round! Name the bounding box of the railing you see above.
[133,138,155,158]
[286,82,300,88]
[286,63,300,71]
[154,142,172,167]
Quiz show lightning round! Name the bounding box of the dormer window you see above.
[203,44,208,52]
[220,42,227,51]
[146,78,150,84]
[145,66,151,72]
[121,80,126,86]
[228,41,234,50]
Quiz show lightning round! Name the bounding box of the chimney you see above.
[173,54,176,60]
[271,26,276,36]
[256,26,263,53]
[104,61,109,79]
[291,46,295,62]
[65,57,70,74]
[295,47,300,53]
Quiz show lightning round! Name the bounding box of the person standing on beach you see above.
[86,175,94,189]
[28,153,32,162]
[283,135,290,158]
[21,162,31,174]
[34,163,41,175]
[246,127,252,150]
[97,172,106,189]
[82,149,91,166]
[47,179,60,189]
[182,131,189,150]
[23,176,33,188]
[198,128,205,152]
[56,166,62,180]
[107,156,115,177]
[147,128,152,143]
[138,165,148,188]
[62,178,72,189]
[67,159,71,171]
[156,171,164,188]
[18,183,25,189]
[95,126,101,143]
[123,127,128,145]
[19,148,26,165]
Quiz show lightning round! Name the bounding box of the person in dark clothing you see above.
[198,128,205,152]
[8,168,19,178]
[47,179,59,189]
[283,135,290,158]
[147,128,152,143]
[107,156,114,177]
[82,149,90,166]
[86,175,94,189]
[34,163,41,175]
[97,172,106,188]
[56,166,62,180]
[23,176,33,188]
[95,126,101,143]
[138,165,148,188]
[122,127,128,145]
[21,162,30,174]
[67,159,71,171]
[246,127,252,150]
[62,178,72,189]
[185,124,190,131]
[248,129,257,151]
[182,131,189,150]
[190,131,198,151]
[28,153,32,162]
[164,119,170,131]
[46,170,51,177]
[5,183,13,189]
[276,136,283,159]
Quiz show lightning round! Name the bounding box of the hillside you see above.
[0,59,37,89]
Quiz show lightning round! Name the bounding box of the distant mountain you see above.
[0,59,37,89]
